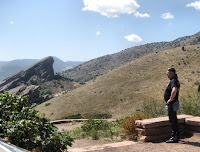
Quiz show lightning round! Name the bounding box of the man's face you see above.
[166,70,174,79]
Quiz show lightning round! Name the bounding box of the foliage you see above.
[65,127,87,139]
[40,89,52,97]
[88,113,112,119]
[45,103,51,106]
[89,128,99,140]
[81,119,109,132]
[141,98,167,118]
[65,113,112,119]
[179,90,200,116]
[0,92,73,151]
[65,114,82,119]
[67,119,122,140]
[29,77,38,85]
[122,113,148,140]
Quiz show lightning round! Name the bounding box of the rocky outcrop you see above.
[21,56,54,82]
[0,56,55,103]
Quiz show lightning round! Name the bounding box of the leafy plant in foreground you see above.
[0,92,73,152]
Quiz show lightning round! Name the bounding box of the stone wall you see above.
[135,115,200,141]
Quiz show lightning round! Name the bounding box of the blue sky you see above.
[0,0,200,61]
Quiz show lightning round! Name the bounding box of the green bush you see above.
[65,114,82,119]
[67,119,122,140]
[141,99,167,118]
[179,90,200,116]
[90,128,99,140]
[88,113,112,119]
[45,103,51,106]
[81,119,109,132]
[0,92,73,151]
[66,127,87,139]
[40,89,52,97]
[29,78,38,85]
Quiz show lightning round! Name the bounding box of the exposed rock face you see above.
[21,56,54,82]
[0,56,54,103]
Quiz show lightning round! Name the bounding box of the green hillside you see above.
[37,44,200,120]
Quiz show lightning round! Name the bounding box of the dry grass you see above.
[36,45,200,120]
[40,79,80,94]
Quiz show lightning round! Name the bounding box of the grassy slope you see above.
[39,79,80,95]
[37,45,200,120]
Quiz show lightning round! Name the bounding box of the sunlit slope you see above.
[37,45,200,120]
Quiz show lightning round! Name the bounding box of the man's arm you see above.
[167,87,178,104]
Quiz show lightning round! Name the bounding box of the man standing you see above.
[164,68,180,143]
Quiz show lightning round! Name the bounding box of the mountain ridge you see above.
[62,32,200,83]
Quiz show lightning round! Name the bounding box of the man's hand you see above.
[167,99,171,104]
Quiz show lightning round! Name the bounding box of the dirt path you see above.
[68,135,200,152]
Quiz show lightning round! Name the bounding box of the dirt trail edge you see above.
[68,141,136,152]
[68,134,200,152]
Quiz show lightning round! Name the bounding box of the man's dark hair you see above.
[168,68,176,74]
[168,68,179,83]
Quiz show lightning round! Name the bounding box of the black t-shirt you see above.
[164,78,180,102]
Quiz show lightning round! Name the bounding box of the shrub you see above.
[122,113,148,140]
[45,103,51,106]
[87,113,112,119]
[90,128,99,140]
[81,119,109,132]
[141,99,167,118]
[179,90,200,116]
[40,89,52,97]
[0,92,73,151]
[29,78,38,85]
[68,119,122,140]
[66,127,87,139]
[65,114,82,119]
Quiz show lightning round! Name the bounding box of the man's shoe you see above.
[166,137,178,143]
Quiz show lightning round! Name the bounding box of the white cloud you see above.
[96,31,101,36]
[186,1,200,10]
[10,21,14,24]
[124,34,142,42]
[134,12,150,18]
[161,13,174,19]
[82,0,140,18]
